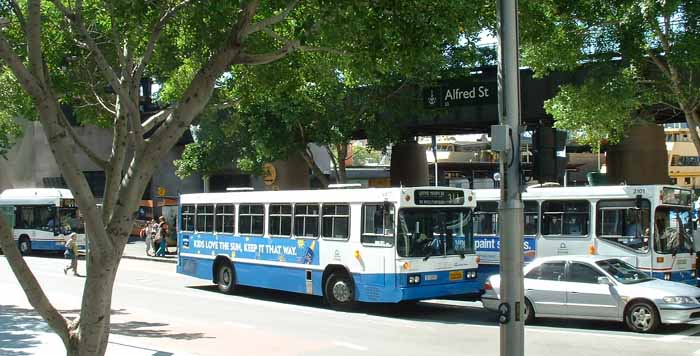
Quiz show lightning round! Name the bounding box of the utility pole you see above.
[495,0,525,355]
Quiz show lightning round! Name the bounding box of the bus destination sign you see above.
[414,190,465,205]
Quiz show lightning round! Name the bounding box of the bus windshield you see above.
[397,208,474,258]
[654,206,693,254]
[58,208,85,234]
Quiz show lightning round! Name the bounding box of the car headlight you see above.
[662,296,698,304]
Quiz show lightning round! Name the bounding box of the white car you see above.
[481,255,700,333]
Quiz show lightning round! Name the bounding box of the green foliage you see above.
[522,0,700,146]
[174,1,494,178]
[544,67,644,147]
[350,145,384,166]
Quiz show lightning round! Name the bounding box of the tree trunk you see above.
[301,148,330,187]
[336,144,348,183]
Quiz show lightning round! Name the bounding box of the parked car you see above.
[481,255,700,333]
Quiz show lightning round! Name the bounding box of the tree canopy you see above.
[0,1,494,355]
[521,0,700,148]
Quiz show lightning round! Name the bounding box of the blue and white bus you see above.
[473,185,696,286]
[177,186,480,309]
[0,188,86,255]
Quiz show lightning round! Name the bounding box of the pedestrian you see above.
[144,218,155,256]
[155,216,169,257]
[63,232,79,276]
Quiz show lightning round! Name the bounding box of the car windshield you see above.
[595,259,653,284]
[654,206,693,254]
[397,208,474,258]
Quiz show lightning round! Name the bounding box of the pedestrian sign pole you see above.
[495,0,525,355]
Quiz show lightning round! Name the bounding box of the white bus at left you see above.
[0,188,85,255]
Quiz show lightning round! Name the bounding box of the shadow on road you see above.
[186,283,699,337]
[0,304,211,354]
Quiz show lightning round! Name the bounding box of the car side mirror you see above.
[597,276,612,285]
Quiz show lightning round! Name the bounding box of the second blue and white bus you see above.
[177,186,480,309]
[0,188,86,255]
[473,185,696,286]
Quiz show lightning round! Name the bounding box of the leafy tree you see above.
[521,0,700,149]
[0,1,491,355]
[175,2,494,186]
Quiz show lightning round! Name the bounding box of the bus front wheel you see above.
[18,237,31,256]
[324,271,356,310]
[216,262,236,294]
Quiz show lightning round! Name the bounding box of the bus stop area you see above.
[122,236,177,264]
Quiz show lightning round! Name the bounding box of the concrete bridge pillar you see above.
[606,124,671,185]
[390,141,428,187]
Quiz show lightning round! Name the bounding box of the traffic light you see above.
[532,127,568,183]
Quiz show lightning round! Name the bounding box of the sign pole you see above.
[432,135,439,186]
[497,0,525,355]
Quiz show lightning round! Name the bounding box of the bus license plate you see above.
[449,271,464,281]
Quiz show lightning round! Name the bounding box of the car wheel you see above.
[625,300,660,333]
[523,298,535,324]
[216,261,236,294]
[324,271,357,310]
[18,237,31,256]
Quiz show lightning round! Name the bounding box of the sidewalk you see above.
[122,237,177,264]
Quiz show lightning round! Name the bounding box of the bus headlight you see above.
[408,274,421,284]
[466,271,478,279]
[664,273,672,280]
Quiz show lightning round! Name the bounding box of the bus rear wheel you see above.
[216,262,236,294]
[324,271,357,310]
[18,237,31,256]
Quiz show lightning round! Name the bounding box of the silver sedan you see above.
[481,255,700,333]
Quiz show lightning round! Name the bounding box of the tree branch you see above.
[26,0,46,83]
[0,209,72,350]
[236,40,300,65]
[9,0,26,34]
[56,110,109,170]
[49,0,142,122]
[103,1,126,73]
[134,0,194,82]
[244,0,299,36]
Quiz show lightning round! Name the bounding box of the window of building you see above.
[182,205,195,231]
[196,204,214,232]
[294,204,319,238]
[671,178,678,185]
[361,203,395,246]
[321,204,350,239]
[524,261,565,281]
[269,204,292,237]
[239,204,264,235]
[541,201,590,236]
[685,177,692,184]
[472,201,498,235]
[215,205,235,234]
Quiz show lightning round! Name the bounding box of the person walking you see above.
[155,216,169,257]
[144,218,155,256]
[63,232,79,276]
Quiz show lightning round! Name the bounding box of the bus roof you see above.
[0,188,74,206]
[473,185,683,201]
[180,186,475,207]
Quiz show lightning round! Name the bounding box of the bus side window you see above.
[239,204,265,235]
[196,204,214,232]
[182,205,195,232]
[541,200,589,236]
[473,201,498,235]
[269,204,292,237]
[361,203,394,246]
[321,204,350,240]
[524,201,538,235]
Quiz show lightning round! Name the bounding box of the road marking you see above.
[223,321,256,329]
[660,325,700,343]
[332,340,368,351]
